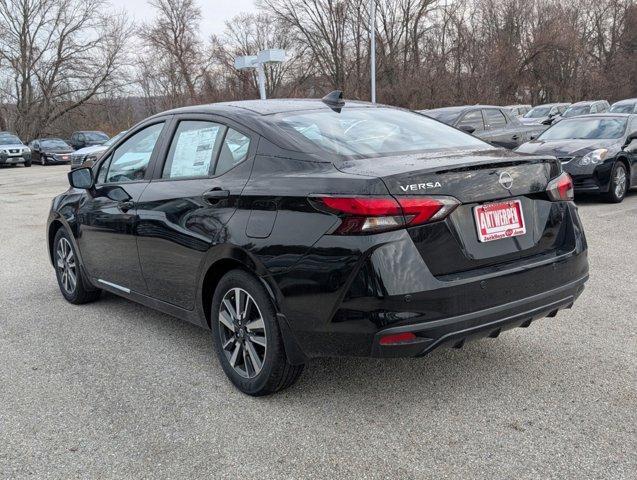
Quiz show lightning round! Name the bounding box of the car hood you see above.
[516,138,621,157]
[0,143,27,150]
[72,145,107,155]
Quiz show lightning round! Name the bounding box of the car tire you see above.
[211,269,304,396]
[24,161,31,167]
[53,228,101,304]
[604,161,628,203]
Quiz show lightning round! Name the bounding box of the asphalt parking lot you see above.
[0,164,635,479]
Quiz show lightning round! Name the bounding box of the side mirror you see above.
[68,167,93,189]
[459,125,476,134]
[542,118,554,125]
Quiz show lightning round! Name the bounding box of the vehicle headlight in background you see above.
[578,149,608,166]
[85,154,99,163]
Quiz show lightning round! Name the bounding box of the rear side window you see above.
[215,129,251,176]
[163,121,224,179]
[484,109,507,128]
[105,123,164,183]
[458,110,484,132]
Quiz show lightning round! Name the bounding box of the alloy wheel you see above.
[56,238,77,294]
[218,287,267,378]
[614,166,627,198]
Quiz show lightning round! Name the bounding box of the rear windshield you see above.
[609,104,635,114]
[539,117,627,140]
[422,109,463,125]
[275,107,487,157]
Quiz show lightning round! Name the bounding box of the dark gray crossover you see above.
[422,105,545,149]
[46,94,589,395]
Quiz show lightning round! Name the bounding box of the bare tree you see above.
[0,0,132,140]
[138,0,210,111]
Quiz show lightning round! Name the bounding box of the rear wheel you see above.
[53,229,101,304]
[605,162,628,203]
[211,270,303,396]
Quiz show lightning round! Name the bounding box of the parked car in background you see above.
[0,132,31,167]
[505,104,532,117]
[70,131,126,169]
[516,113,637,202]
[422,105,545,149]
[519,103,571,125]
[29,138,74,165]
[609,98,637,114]
[557,100,610,121]
[68,130,109,150]
[47,94,588,395]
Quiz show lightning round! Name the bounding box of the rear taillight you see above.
[546,172,574,201]
[314,195,460,235]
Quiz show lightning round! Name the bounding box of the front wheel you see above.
[24,161,31,167]
[211,270,303,396]
[53,229,101,304]
[604,162,628,203]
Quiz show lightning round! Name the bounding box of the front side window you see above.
[163,121,224,179]
[105,123,164,183]
[276,107,488,157]
[539,117,627,140]
[458,110,484,132]
[563,105,591,118]
[484,109,507,128]
[215,129,251,175]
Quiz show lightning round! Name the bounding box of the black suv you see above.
[47,96,589,395]
[422,105,545,149]
[69,131,109,150]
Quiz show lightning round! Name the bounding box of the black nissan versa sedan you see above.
[516,114,637,202]
[47,94,589,395]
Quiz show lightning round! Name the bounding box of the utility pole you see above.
[370,0,376,104]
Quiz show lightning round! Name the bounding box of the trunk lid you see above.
[334,148,559,202]
[335,148,573,278]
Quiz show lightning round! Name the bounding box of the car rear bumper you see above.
[370,273,586,357]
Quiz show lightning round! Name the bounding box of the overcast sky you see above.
[110,0,257,37]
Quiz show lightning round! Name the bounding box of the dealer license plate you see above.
[473,200,526,242]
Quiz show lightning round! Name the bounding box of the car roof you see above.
[568,100,606,107]
[611,98,637,105]
[159,98,376,118]
[559,113,635,119]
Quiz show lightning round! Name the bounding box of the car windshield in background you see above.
[562,106,590,118]
[0,135,22,145]
[422,109,463,125]
[524,106,551,118]
[277,107,487,157]
[41,139,70,148]
[539,117,627,140]
[86,132,109,141]
[609,104,635,114]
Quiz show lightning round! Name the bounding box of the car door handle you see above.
[511,134,520,140]
[202,189,230,204]
[118,201,135,213]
